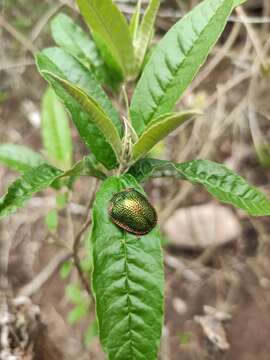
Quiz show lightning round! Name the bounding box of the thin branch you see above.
[236,6,267,69]
[0,14,38,55]
[30,2,64,42]
[0,59,35,71]
[73,218,92,296]
[18,250,72,297]
[73,180,98,297]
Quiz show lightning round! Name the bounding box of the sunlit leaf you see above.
[129,158,270,216]
[130,0,240,134]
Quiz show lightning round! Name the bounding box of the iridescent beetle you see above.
[108,188,157,235]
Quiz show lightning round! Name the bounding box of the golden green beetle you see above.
[108,188,157,235]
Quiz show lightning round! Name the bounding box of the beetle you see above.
[108,188,157,236]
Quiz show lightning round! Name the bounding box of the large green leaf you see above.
[130,0,239,135]
[132,110,200,161]
[42,87,72,169]
[134,0,160,69]
[0,144,45,173]
[43,71,122,162]
[36,48,122,135]
[76,0,136,77]
[36,48,122,169]
[0,163,62,220]
[0,155,108,220]
[91,174,164,359]
[129,158,270,216]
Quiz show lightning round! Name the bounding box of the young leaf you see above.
[42,72,122,162]
[91,174,164,360]
[132,110,200,161]
[129,0,142,41]
[42,87,72,169]
[130,0,240,135]
[134,0,160,69]
[0,163,63,220]
[0,144,45,173]
[128,158,270,216]
[36,48,123,169]
[76,0,136,77]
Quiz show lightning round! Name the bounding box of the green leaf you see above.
[129,0,142,41]
[132,110,200,161]
[0,144,45,173]
[76,0,136,77]
[43,72,122,162]
[129,158,270,216]
[45,208,58,231]
[134,0,160,69]
[51,13,111,86]
[36,48,122,135]
[91,174,164,359]
[42,87,72,169]
[0,163,63,220]
[130,0,238,135]
[0,154,106,221]
[91,31,124,88]
[36,48,123,169]
[51,13,98,69]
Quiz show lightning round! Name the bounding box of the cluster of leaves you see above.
[1,0,270,359]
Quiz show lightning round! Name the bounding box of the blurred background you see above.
[1,0,270,359]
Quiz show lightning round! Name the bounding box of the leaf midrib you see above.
[122,231,134,359]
